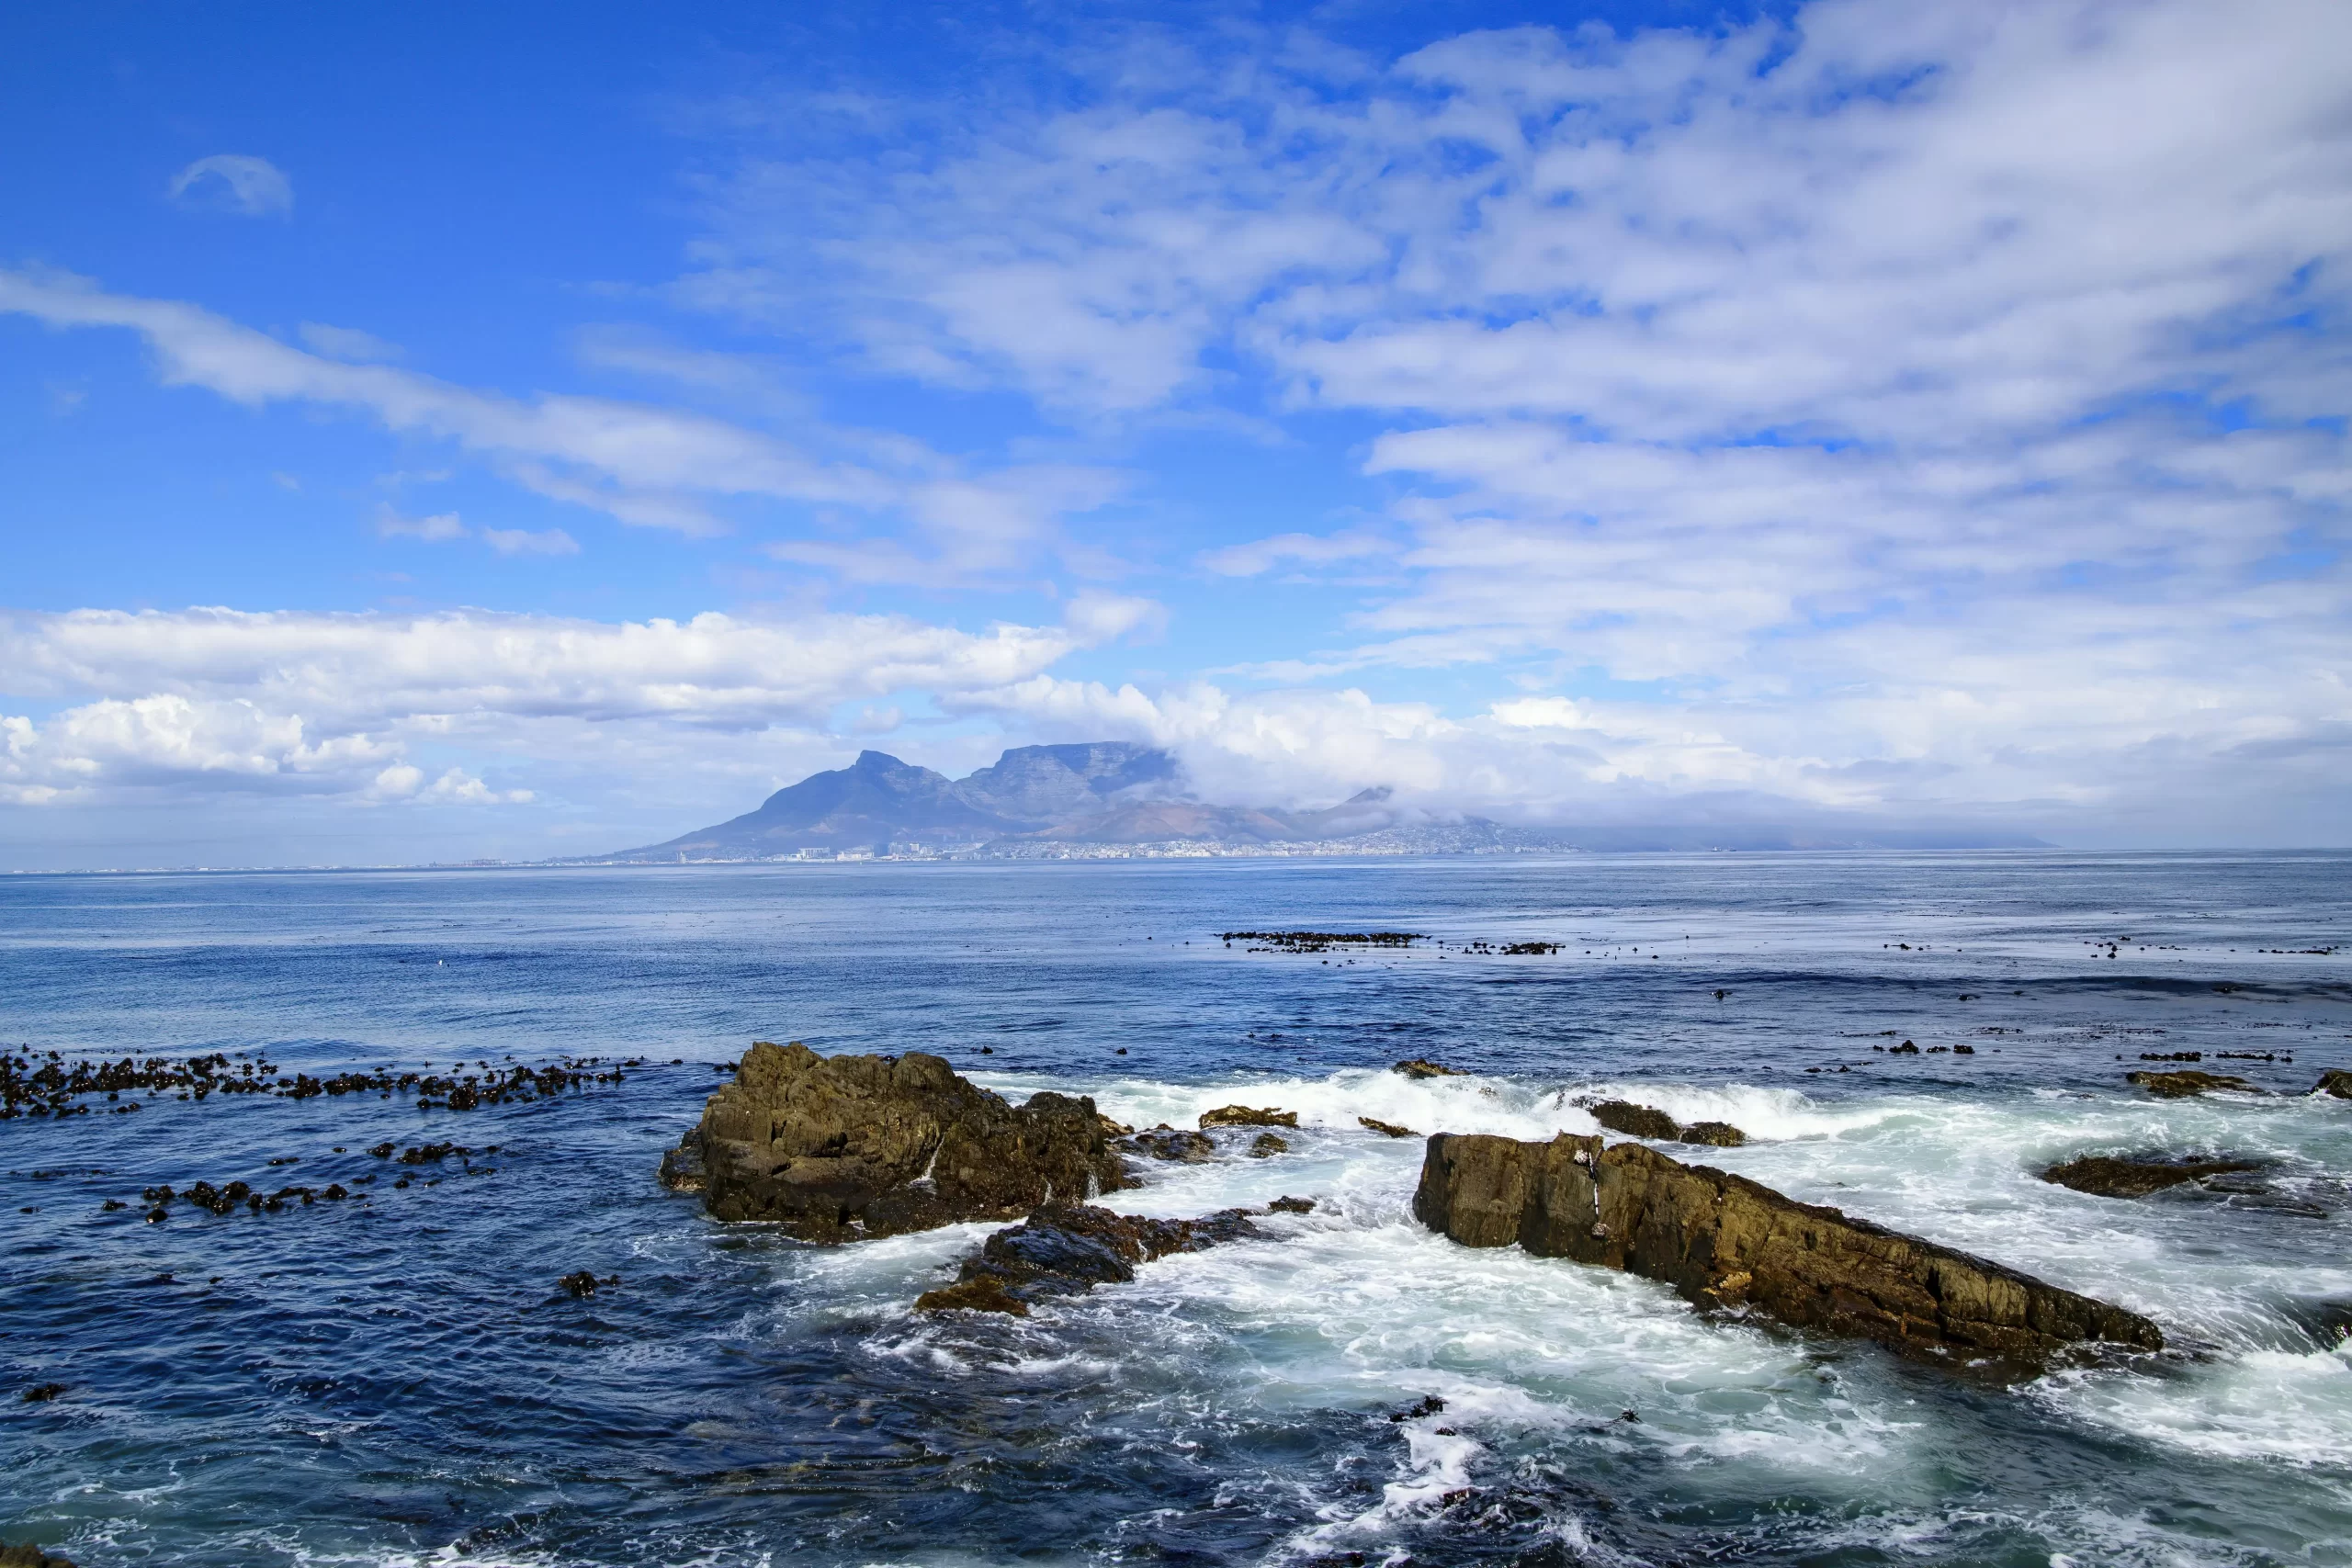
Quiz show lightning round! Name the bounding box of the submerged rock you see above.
[2127,1069,2262,1099]
[1413,1132,2162,1371]
[915,1201,1267,1314]
[1124,1125,1215,1162]
[1586,1100,1747,1147]
[1200,1104,1297,1128]
[1394,1058,1464,1079]
[1248,1132,1290,1157]
[0,1545,77,1568]
[668,1041,1128,1239]
[2041,1155,2264,1198]
[1359,1116,1418,1138]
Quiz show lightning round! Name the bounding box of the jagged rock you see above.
[2127,1069,2262,1099]
[2041,1155,2264,1198]
[1267,1195,1317,1213]
[1249,1133,1289,1157]
[669,1042,1128,1238]
[1124,1126,1215,1162]
[2312,1070,2352,1100]
[1413,1133,2162,1371]
[915,1201,1265,1314]
[1394,1058,1464,1079]
[1359,1116,1418,1137]
[1200,1104,1297,1128]
[657,1141,707,1192]
[1586,1100,1747,1146]
[1587,1100,1679,1139]
[0,1545,77,1568]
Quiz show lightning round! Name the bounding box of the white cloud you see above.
[377,506,468,542]
[299,321,402,362]
[168,154,293,217]
[687,0,2348,840]
[0,269,1125,580]
[1199,529,1389,577]
[481,526,580,557]
[0,602,1148,807]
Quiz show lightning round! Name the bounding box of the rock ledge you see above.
[1414,1132,2161,1371]
[667,1042,1127,1239]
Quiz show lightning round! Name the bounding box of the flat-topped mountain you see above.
[616,742,1190,858]
[604,740,2047,861]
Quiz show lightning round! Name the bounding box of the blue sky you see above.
[3,0,2346,867]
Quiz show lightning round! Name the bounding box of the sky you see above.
[2,0,2347,868]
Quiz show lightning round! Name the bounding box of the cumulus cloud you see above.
[0,602,1151,807]
[167,154,293,217]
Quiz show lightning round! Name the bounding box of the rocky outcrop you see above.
[0,1545,78,1568]
[669,1042,1128,1238]
[2041,1155,2263,1198]
[2127,1069,2261,1099]
[1413,1133,2162,1370]
[1200,1104,1296,1128]
[1360,1116,1418,1137]
[1394,1059,1464,1079]
[2313,1070,2352,1100]
[1585,1100,1748,1146]
[1123,1125,1214,1162]
[914,1201,1269,1315]
[1249,1133,1289,1157]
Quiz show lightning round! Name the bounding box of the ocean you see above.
[4,852,2349,1566]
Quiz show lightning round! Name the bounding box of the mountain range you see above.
[613,742,1400,858]
[603,741,2047,860]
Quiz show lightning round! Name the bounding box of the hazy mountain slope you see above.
[952,742,1178,821]
[619,750,1013,857]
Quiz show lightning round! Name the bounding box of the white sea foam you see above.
[934,1060,2352,1522]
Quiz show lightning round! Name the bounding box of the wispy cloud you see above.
[167,153,293,217]
[481,526,580,558]
[679,0,2349,841]
[376,506,468,543]
[299,321,402,363]
[0,269,1125,579]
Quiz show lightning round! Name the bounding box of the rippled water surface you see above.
[5,852,2351,1566]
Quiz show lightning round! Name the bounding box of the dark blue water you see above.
[4,853,2349,1565]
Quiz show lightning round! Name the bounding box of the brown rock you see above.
[1586,1100,1747,1146]
[1587,1100,1679,1139]
[669,1042,1128,1239]
[2312,1069,2352,1100]
[913,1273,1030,1316]
[0,1545,77,1568]
[2041,1155,2263,1198]
[1359,1116,1418,1138]
[2127,1069,2261,1099]
[917,1201,1264,1314]
[1200,1104,1297,1128]
[1413,1132,2161,1371]
[1249,1132,1290,1157]
[1125,1126,1215,1162]
[1394,1058,1464,1079]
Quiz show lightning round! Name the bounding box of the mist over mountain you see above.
[606,743,2047,861]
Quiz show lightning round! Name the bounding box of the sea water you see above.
[3,852,2349,1566]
